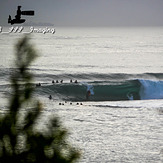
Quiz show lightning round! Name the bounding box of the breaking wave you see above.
[35,79,163,101]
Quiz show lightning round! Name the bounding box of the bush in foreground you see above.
[0,36,80,163]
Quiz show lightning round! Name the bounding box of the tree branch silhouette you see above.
[0,36,80,163]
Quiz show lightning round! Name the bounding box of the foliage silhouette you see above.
[0,36,80,163]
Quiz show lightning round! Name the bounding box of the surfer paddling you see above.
[36,83,41,87]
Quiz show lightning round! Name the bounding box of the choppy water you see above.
[0,26,163,162]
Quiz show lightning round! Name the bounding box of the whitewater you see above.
[0,27,163,162]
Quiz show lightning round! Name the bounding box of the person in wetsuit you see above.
[86,90,91,100]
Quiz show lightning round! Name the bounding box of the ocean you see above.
[0,26,163,162]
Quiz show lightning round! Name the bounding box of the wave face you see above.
[35,79,163,101]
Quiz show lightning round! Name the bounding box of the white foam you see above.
[127,93,134,100]
[139,79,163,100]
[87,85,94,95]
[81,82,94,95]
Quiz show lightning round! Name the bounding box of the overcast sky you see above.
[0,0,163,26]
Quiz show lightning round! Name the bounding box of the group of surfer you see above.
[48,95,83,105]
[36,79,78,87]
[58,101,83,106]
[52,79,78,84]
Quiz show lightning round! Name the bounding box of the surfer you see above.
[86,90,91,100]
[36,83,41,87]
[74,80,78,83]
[48,95,52,100]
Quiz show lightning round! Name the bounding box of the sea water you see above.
[0,27,163,162]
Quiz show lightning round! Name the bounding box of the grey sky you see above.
[0,0,163,26]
